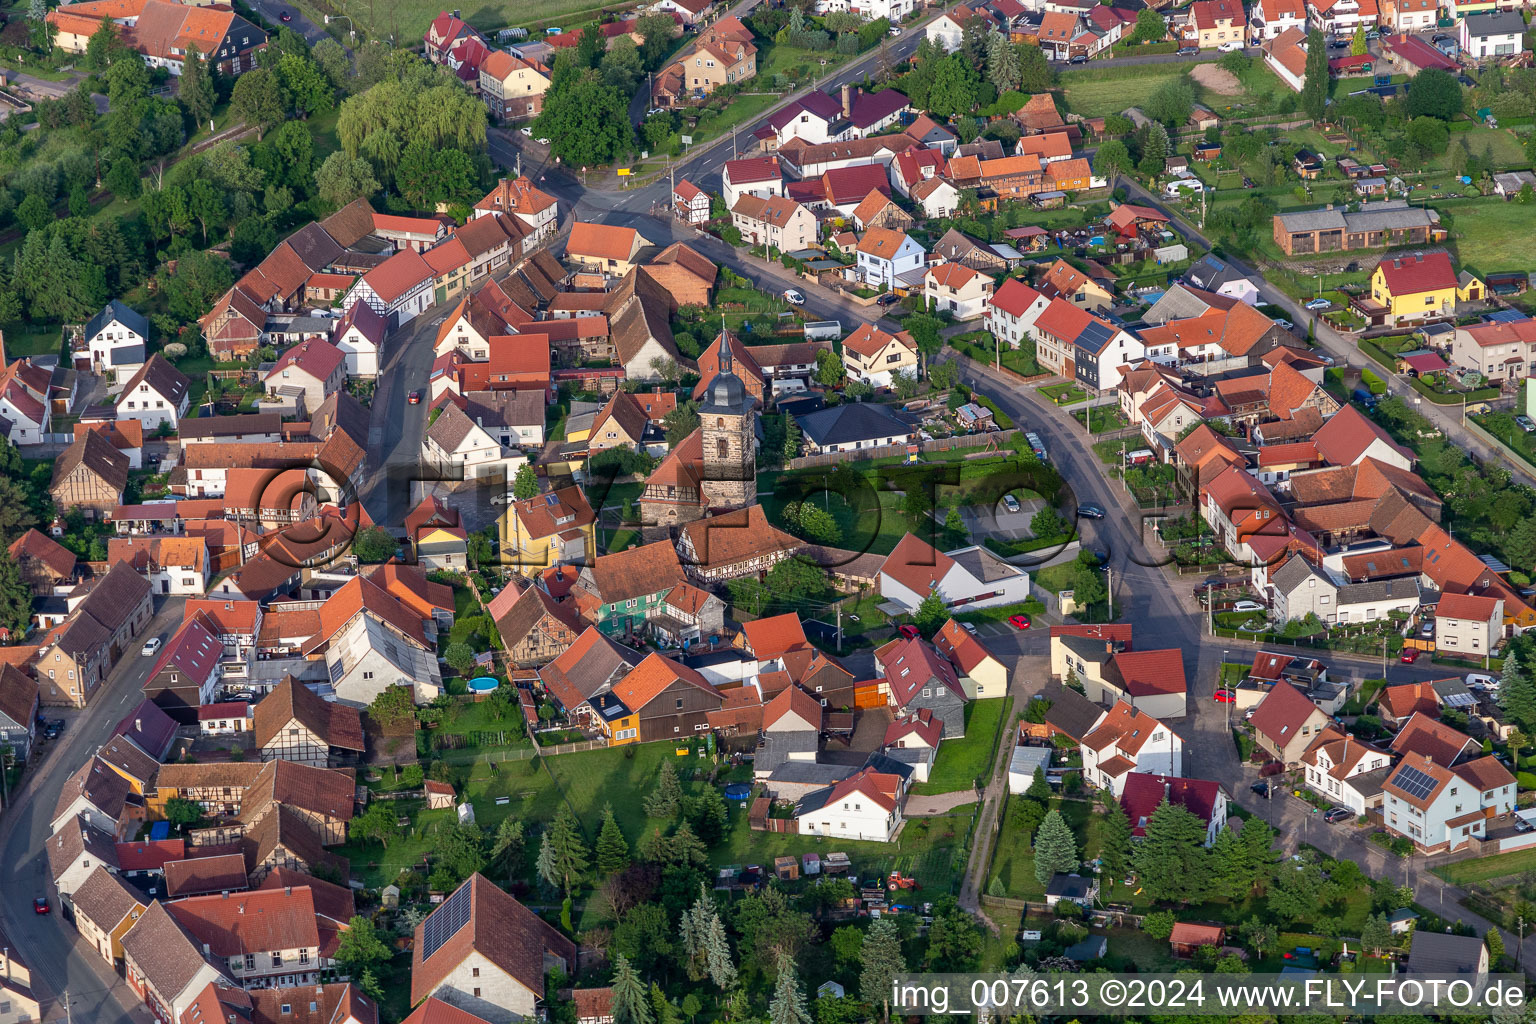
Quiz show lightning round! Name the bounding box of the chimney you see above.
[135,718,142,732]
[842,83,854,120]
[1163,780,1170,802]
[452,8,461,16]
[202,943,211,956]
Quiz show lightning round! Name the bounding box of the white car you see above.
[535,137,550,146]
[1231,600,1265,613]
[141,636,163,657]
[490,493,513,505]
[1467,673,1499,691]
[783,288,805,305]
[1217,40,1243,51]
[1002,494,1021,513]
[520,126,533,137]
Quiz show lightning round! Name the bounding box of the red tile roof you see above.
[1248,681,1322,747]
[1119,772,1222,836]
[1376,251,1456,296]
[1436,592,1501,621]
[1388,712,1477,767]
[1110,648,1187,698]
[742,613,809,660]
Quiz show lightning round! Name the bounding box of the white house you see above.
[1459,11,1524,61]
[722,157,784,210]
[45,815,120,899]
[923,263,994,321]
[986,278,1050,349]
[765,92,852,147]
[423,401,531,482]
[1183,255,1261,306]
[795,767,905,842]
[114,355,190,432]
[0,358,52,444]
[855,227,925,289]
[342,248,435,326]
[1079,701,1182,797]
[926,8,976,51]
[332,300,386,378]
[841,322,918,388]
[1382,752,1516,853]
[1251,0,1307,40]
[911,176,960,219]
[83,300,149,390]
[877,533,1032,614]
[1435,592,1503,658]
[1119,772,1228,847]
[816,0,913,20]
[1300,726,1393,815]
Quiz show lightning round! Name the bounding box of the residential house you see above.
[1185,0,1243,46]
[265,339,346,416]
[850,190,912,232]
[1252,0,1307,39]
[331,301,386,379]
[253,676,365,767]
[409,874,576,1024]
[141,617,224,723]
[1406,931,1490,976]
[841,322,918,388]
[423,401,524,483]
[537,626,644,723]
[1184,255,1260,305]
[37,562,153,707]
[855,227,925,290]
[573,540,689,639]
[1080,701,1183,796]
[0,664,38,763]
[473,178,559,245]
[49,0,267,75]
[489,580,584,667]
[1119,772,1228,845]
[1036,258,1114,311]
[81,300,149,386]
[565,223,647,276]
[924,263,994,321]
[932,619,1008,699]
[1382,752,1516,853]
[46,814,119,899]
[70,866,147,969]
[115,355,190,432]
[673,179,711,225]
[479,50,550,122]
[122,901,232,1024]
[1391,712,1480,766]
[1366,251,1460,326]
[877,533,1032,614]
[731,195,817,252]
[0,357,51,445]
[343,249,435,326]
[795,767,905,842]
[586,390,659,456]
[0,932,42,1024]
[1435,592,1503,658]
[1250,680,1332,765]
[1300,726,1394,814]
[795,402,912,455]
[721,158,784,210]
[873,635,969,737]
[1263,26,1310,91]
[405,495,468,571]
[498,485,597,577]
[1460,10,1524,60]
[8,527,76,596]
[986,278,1050,349]
[1451,317,1536,381]
[675,505,801,583]
[653,16,757,107]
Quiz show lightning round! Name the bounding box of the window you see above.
[472,968,480,978]
[246,955,256,971]
[272,953,283,968]
[280,1006,291,1015]
[676,697,684,710]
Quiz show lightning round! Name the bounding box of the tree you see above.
[663,402,700,448]
[543,805,590,894]
[597,805,630,876]
[1030,505,1067,540]
[925,897,983,971]
[159,249,234,322]
[1487,925,1507,966]
[1032,809,1079,884]
[1093,139,1133,178]
[179,46,217,129]
[986,31,1020,93]
[611,954,654,1024]
[734,886,815,977]
[1025,766,1052,801]
[312,37,351,90]
[164,796,202,832]
[601,36,645,93]
[1502,657,1536,733]
[512,464,540,501]
[351,525,396,564]
[768,953,812,1024]
[491,816,525,873]
[1141,909,1176,940]
[535,68,634,167]
[279,53,334,118]
[15,194,50,233]
[1098,799,1134,880]
[890,369,920,400]
[1017,43,1053,91]
[1130,7,1167,43]
[913,590,948,637]
[1301,29,1329,121]
[334,916,391,977]
[1406,116,1450,156]
[1132,798,1211,903]
[1069,558,1107,609]
[929,55,981,118]
[444,642,476,676]
[859,922,904,1023]
[0,552,31,638]
[85,20,130,70]
[1360,913,1391,955]
[1404,67,1463,120]
[1266,859,1332,924]
[1350,25,1367,56]
[352,800,403,848]
[369,685,417,728]
[314,151,380,208]
[230,69,286,139]
[1146,78,1195,126]
[645,760,683,819]
[1239,916,1278,957]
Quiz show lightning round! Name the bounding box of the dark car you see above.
[1069,54,1088,64]
[280,11,291,20]
[43,719,62,739]
[33,897,49,914]
[1077,503,1106,519]
[875,294,900,306]
[1177,46,1199,55]
[1250,780,1274,797]
[1323,806,1353,824]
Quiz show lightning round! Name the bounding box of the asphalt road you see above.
[247,0,332,47]
[0,598,187,1024]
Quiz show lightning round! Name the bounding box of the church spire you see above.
[719,318,732,375]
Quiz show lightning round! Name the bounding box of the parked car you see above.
[42,719,62,739]
[1518,818,1535,834]
[408,391,422,404]
[783,288,805,306]
[279,11,291,20]
[1231,600,1265,613]
[1077,503,1106,519]
[1275,318,1294,332]
[1002,494,1021,514]
[1400,648,1420,664]
[961,622,978,634]
[141,636,162,657]
[1467,673,1499,690]
[898,624,921,639]
[1250,780,1274,797]
[1177,45,1199,55]
[1008,613,1032,630]
[1305,297,1332,310]
[1218,40,1243,51]
[1213,689,1235,703]
[1418,621,1434,637]
[33,898,48,915]
[875,294,900,306]
[1323,806,1353,824]
[521,125,534,137]
[1069,54,1088,64]
[1517,415,1535,433]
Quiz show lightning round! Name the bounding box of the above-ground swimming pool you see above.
[468,677,499,693]
[723,783,753,801]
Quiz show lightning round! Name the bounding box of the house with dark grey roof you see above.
[1272,200,1441,256]
[1459,10,1524,61]
[83,300,148,387]
[1183,254,1259,305]
[795,402,912,455]
[1040,684,1107,743]
[115,354,191,431]
[1407,930,1488,977]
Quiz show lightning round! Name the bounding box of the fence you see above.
[785,428,1022,470]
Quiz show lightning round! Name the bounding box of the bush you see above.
[163,342,188,359]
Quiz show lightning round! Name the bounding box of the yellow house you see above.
[1369,251,1459,326]
[933,619,1009,698]
[587,692,640,746]
[841,322,919,388]
[71,867,148,968]
[499,484,598,577]
[588,391,650,455]
[1189,0,1243,48]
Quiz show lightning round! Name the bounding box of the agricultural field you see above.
[338,0,617,44]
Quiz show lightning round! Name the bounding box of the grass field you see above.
[1434,126,1528,172]
[1441,200,1536,273]
[912,697,1012,796]
[1057,68,1187,118]
[987,796,1102,901]
[348,0,618,45]
[1433,845,1536,885]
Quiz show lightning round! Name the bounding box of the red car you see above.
[1213,689,1235,703]
[898,624,921,639]
[33,897,48,915]
[408,391,422,405]
[1400,648,1420,664]
[1008,613,1032,630]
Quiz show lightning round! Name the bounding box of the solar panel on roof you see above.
[1393,763,1438,801]
[420,882,472,961]
[1441,692,1476,709]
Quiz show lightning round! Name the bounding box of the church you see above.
[639,330,760,539]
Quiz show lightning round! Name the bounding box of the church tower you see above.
[699,332,757,511]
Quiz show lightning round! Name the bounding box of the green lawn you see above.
[1440,199,1536,274]
[987,796,1104,901]
[1058,68,1188,118]
[1433,846,1536,885]
[912,697,1012,796]
[4,325,61,358]
[1432,126,1528,173]
[350,0,611,44]
[1039,383,1089,405]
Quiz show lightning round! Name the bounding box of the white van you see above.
[1466,673,1499,691]
[1164,179,1206,198]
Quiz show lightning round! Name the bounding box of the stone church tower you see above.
[699,334,757,511]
